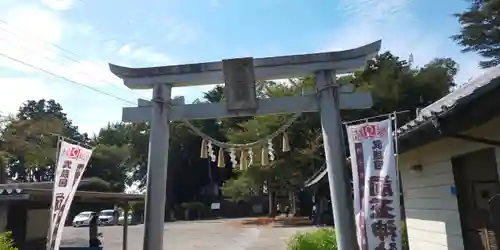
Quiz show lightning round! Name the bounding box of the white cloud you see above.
[72,23,94,36]
[327,0,483,85]
[0,77,70,116]
[117,44,132,55]
[0,6,62,72]
[41,0,75,11]
[0,6,131,135]
[0,6,123,88]
[0,5,203,135]
[164,24,199,45]
[58,61,121,86]
[103,40,120,53]
[117,43,172,66]
[0,6,70,121]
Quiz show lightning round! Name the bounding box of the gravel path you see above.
[61,218,315,249]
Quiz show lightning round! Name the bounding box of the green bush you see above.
[402,223,409,250]
[0,231,18,250]
[286,224,409,250]
[287,228,337,250]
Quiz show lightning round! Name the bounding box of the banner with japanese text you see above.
[48,141,93,250]
[347,118,401,250]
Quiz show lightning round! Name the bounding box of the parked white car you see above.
[98,209,117,226]
[72,211,96,227]
[118,213,133,225]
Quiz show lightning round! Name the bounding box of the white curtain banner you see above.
[347,118,402,250]
[48,141,93,250]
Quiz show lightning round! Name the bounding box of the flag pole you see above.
[392,112,408,243]
[343,110,410,126]
[47,136,63,250]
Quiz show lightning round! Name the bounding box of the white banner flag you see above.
[347,119,401,250]
[48,141,93,250]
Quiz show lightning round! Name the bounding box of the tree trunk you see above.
[268,190,277,217]
[0,163,6,184]
[289,191,296,216]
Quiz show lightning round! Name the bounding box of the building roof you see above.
[304,158,353,188]
[0,180,92,190]
[26,188,144,203]
[0,180,144,203]
[397,67,500,136]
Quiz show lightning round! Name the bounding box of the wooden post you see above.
[122,203,129,250]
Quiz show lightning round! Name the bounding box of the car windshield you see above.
[77,212,92,218]
[100,211,114,216]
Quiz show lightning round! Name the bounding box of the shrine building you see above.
[397,66,500,250]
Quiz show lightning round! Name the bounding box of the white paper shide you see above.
[347,119,402,250]
[48,141,93,250]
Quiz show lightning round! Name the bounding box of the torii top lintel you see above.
[109,40,381,90]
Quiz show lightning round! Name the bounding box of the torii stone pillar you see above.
[109,40,381,250]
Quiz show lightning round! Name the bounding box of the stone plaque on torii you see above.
[109,40,381,250]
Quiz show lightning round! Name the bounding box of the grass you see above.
[286,228,337,250]
[286,221,410,250]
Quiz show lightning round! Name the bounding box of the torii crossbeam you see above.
[109,40,381,250]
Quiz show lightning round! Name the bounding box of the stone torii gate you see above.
[109,40,381,250]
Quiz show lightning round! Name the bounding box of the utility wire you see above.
[0,18,148,100]
[0,19,140,96]
[0,50,136,106]
[0,17,301,150]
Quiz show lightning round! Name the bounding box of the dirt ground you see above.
[61,217,315,250]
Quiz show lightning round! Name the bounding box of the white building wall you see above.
[400,158,463,250]
[399,116,500,250]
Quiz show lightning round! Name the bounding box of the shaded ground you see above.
[61,218,315,250]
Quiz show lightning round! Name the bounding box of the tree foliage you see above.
[221,51,458,211]
[0,231,17,250]
[452,0,500,68]
[220,172,257,202]
[0,99,89,182]
[0,99,129,191]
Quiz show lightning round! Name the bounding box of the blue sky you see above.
[0,0,484,135]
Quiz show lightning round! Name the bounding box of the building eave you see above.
[397,67,500,153]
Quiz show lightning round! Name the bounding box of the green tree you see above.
[93,122,149,189]
[349,52,457,123]
[0,231,18,250]
[1,115,63,167]
[16,99,89,143]
[115,85,237,212]
[223,79,320,216]
[452,0,500,68]
[0,99,82,182]
[221,51,458,216]
[220,171,257,202]
[84,144,130,192]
